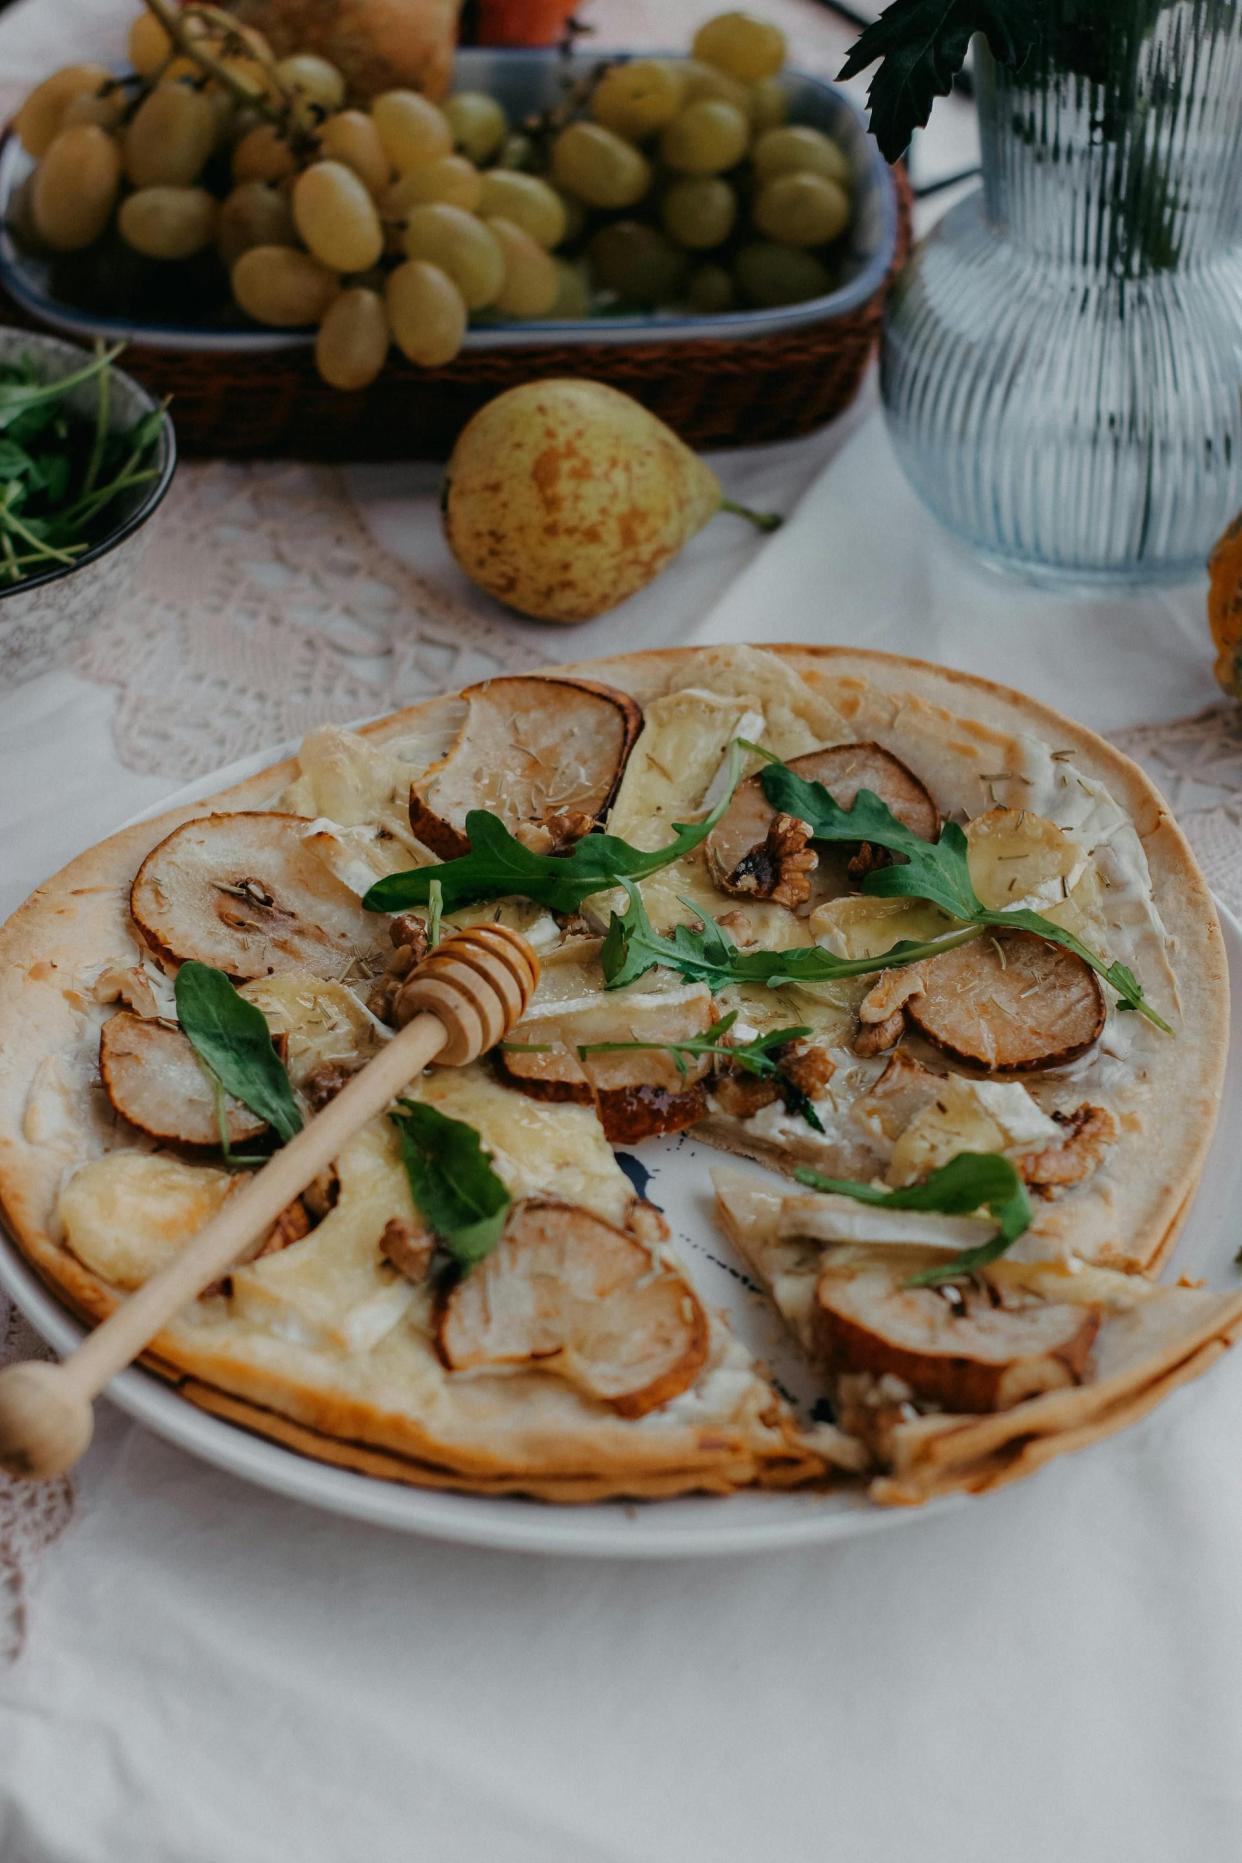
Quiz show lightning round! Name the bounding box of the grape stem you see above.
[719,497,783,534]
[139,0,295,130]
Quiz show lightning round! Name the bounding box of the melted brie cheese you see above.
[59,1152,234,1289]
[281,725,411,829]
[810,894,953,959]
[662,645,849,756]
[238,971,385,1083]
[888,1077,1058,1187]
[407,1066,635,1226]
[774,1194,993,1252]
[607,688,766,853]
[966,807,1087,914]
[302,818,423,896]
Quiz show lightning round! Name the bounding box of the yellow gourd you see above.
[1208,510,1242,698]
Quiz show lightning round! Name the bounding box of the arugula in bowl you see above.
[0,341,169,592]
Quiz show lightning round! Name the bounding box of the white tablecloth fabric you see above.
[3,4,1242,1861]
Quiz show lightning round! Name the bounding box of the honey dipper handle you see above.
[0,922,540,1478]
[0,1011,448,1478]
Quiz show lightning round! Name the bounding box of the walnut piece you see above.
[302,1060,361,1110]
[1019,1104,1118,1193]
[380,1216,435,1285]
[854,968,927,1055]
[726,813,818,909]
[366,912,430,1022]
[515,809,596,855]
[846,842,889,880]
[712,1071,780,1119]
[302,1167,339,1219]
[781,1043,836,1099]
[712,1038,835,1120]
[389,912,428,954]
[262,1196,313,1256]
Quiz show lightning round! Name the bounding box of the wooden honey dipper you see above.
[0,923,540,1480]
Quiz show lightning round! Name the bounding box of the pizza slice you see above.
[712,1165,1242,1504]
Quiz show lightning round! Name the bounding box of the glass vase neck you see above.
[976,6,1242,276]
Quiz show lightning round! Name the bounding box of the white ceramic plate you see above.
[0,50,898,354]
[1,749,1237,1558]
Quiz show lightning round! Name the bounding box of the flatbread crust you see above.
[0,645,1229,1504]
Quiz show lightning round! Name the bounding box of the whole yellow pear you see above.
[442,379,773,623]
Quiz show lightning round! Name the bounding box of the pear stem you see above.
[719,498,783,534]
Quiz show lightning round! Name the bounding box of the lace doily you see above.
[71,460,543,779]
[1113,706,1242,919]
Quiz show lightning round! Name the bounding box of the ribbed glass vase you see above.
[881,1,1242,587]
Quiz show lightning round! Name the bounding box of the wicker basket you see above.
[0,170,910,461]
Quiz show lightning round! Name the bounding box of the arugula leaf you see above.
[0,345,165,589]
[578,1011,826,1133]
[600,880,983,993]
[362,741,747,916]
[838,0,1052,162]
[758,753,979,916]
[389,1101,511,1267]
[0,343,125,432]
[757,760,1171,1031]
[0,439,37,480]
[174,961,303,1145]
[794,1152,1033,1287]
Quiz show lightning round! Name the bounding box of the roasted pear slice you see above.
[131,812,383,981]
[99,1011,268,1148]
[813,1258,1100,1413]
[496,987,714,1143]
[408,675,643,859]
[437,1199,710,1417]
[906,929,1104,1071]
[706,742,939,899]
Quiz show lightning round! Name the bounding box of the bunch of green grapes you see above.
[552,13,853,317]
[10,5,855,391]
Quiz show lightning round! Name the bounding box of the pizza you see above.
[1,643,1240,1508]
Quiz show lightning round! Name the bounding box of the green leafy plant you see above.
[577,1009,826,1133]
[389,1101,512,1268]
[173,960,303,1145]
[0,343,165,588]
[363,743,747,916]
[840,0,1183,276]
[839,0,1051,160]
[754,750,1169,1031]
[794,1152,1033,1287]
[599,879,982,994]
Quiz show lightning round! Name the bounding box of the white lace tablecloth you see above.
[5,4,1242,1861]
